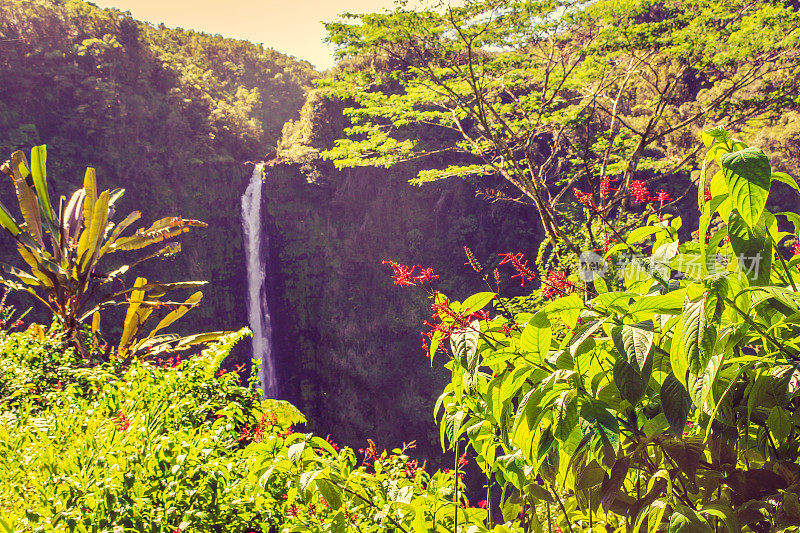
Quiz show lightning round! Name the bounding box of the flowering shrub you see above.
[390,129,800,531]
[0,328,514,533]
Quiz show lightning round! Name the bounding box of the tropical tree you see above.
[0,145,209,356]
[323,0,800,254]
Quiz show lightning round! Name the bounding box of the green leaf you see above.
[702,126,730,148]
[316,479,342,509]
[699,503,740,533]
[660,373,692,434]
[461,291,495,312]
[601,455,631,512]
[612,321,654,371]
[0,199,20,237]
[579,400,620,467]
[29,145,54,222]
[771,171,800,192]
[553,389,577,441]
[728,210,772,286]
[613,356,652,405]
[519,311,551,362]
[721,148,770,229]
[682,296,709,376]
[669,504,713,533]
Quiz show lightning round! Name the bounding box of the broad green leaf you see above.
[147,291,203,338]
[519,311,550,362]
[110,217,207,251]
[579,400,619,468]
[682,296,709,376]
[721,148,770,229]
[660,373,692,434]
[600,455,631,512]
[771,171,800,192]
[728,210,772,286]
[78,189,109,271]
[29,145,54,222]
[316,479,342,509]
[553,389,577,441]
[699,503,740,533]
[669,504,713,533]
[461,291,495,312]
[702,126,730,148]
[629,290,686,315]
[613,356,651,405]
[612,321,654,370]
[83,167,97,227]
[11,151,43,246]
[0,199,20,236]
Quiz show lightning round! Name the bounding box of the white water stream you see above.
[241,163,277,397]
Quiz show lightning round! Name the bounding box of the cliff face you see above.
[263,161,543,460]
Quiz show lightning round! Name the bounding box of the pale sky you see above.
[91,0,407,70]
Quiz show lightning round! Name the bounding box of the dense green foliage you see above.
[417,129,800,530]
[322,0,800,252]
[0,328,499,532]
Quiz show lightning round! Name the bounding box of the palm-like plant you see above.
[0,145,210,356]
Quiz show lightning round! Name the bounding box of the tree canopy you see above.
[322,0,800,252]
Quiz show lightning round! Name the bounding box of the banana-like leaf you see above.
[119,277,151,355]
[97,211,141,259]
[0,277,53,311]
[91,311,100,336]
[29,145,54,222]
[176,331,232,348]
[147,291,203,338]
[1,263,43,287]
[108,188,125,207]
[96,280,208,309]
[0,199,20,236]
[126,242,181,270]
[62,189,85,246]
[77,189,109,272]
[110,217,207,251]
[16,243,55,288]
[10,151,43,246]
[83,167,97,228]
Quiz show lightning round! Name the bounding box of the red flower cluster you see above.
[359,438,379,463]
[325,434,340,452]
[600,177,618,198]
[404,459,420,478]
[6,319,23,330]
[476,500,488,509]
[654,189,672,206]
[629,180,651,203]
[498,252,535,287]
[115,412,130,432]
[155,354,183,368]
[704,187,712,202]
[792,243,800,255]
[541,271,570,300]
[238,412,277,443]
[421,292,487,354]
[572,188,596,208]
[382,260,439,286]
[458,453,468,467]
[287,505,299,518]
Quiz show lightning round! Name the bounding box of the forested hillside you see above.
[0,0,313,339]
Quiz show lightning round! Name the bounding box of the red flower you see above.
[458,454,468,467]
[704,187,712,202]
[600,177,617,198]
[382,260,439,286]
[541,271,570,299]
[287,504,299,517]
[325,434,340,452]
[654,189,672,206]
[629,180,651,203]
[572,188,595,208]
[476,500,488,509]
[115,412,130,432]
[498,252,535,287]
[792,243,800,255]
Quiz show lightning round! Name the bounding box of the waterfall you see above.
[241,162,277,397]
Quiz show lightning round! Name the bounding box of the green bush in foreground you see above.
[403,128,800,531]
[0,328,504,533]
